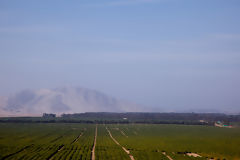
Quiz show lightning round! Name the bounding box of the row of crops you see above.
[107,124,240,160]
[0,123,240,160]
[0,123,94,160]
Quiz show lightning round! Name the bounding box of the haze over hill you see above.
[0,87,142,117]
[1,0,240,116]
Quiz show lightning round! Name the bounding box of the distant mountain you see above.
[0,87,142,116]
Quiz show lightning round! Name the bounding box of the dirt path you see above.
[47,145,64,160]
[186,152,201,157]
[71,132,84,144]
[120,130,128,138]
[162,152,173,160]
[91,125,98,160]
[106,127,135,160]
[48,130,85,160]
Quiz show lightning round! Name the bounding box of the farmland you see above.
[0,123,240,160]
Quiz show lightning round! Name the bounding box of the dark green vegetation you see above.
[1,113,240,125]
[0,123,94,160]
[0,123,240,160]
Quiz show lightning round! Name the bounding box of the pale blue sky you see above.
[0,0,240,112]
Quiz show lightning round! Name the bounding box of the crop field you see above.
[0,123,240,160]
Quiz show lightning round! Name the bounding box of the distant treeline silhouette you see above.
[0,112,239,125]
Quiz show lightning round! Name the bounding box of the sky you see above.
[0,0,240,113]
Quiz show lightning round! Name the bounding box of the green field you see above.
[0,123,239,160]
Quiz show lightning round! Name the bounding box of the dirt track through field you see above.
[47,145,64,160]
[120,130,128,138]
[106,127,135,160]
[91,125,97,160]
[47,130,85,160]
[71,132,84,144]
[162,152,173,160]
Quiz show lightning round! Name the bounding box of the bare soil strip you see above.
[177,151,202,158]
[1,144,33,160]
[47,131,85,160]
[214,122,233,128]
[120,130,128,138]
[47,130,85,159]
[46,145,64,160]
[186,153,201,157]
[106,127,135,160]
[91,125,97,160]
[162,152,173,160]
[71,132,84,144]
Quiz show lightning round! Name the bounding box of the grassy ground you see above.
[108,124,240,160]
[0,123,239,160]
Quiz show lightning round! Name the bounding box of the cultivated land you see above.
[0,123,240,160]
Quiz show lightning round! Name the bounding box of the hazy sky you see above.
[0,0,240,112]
